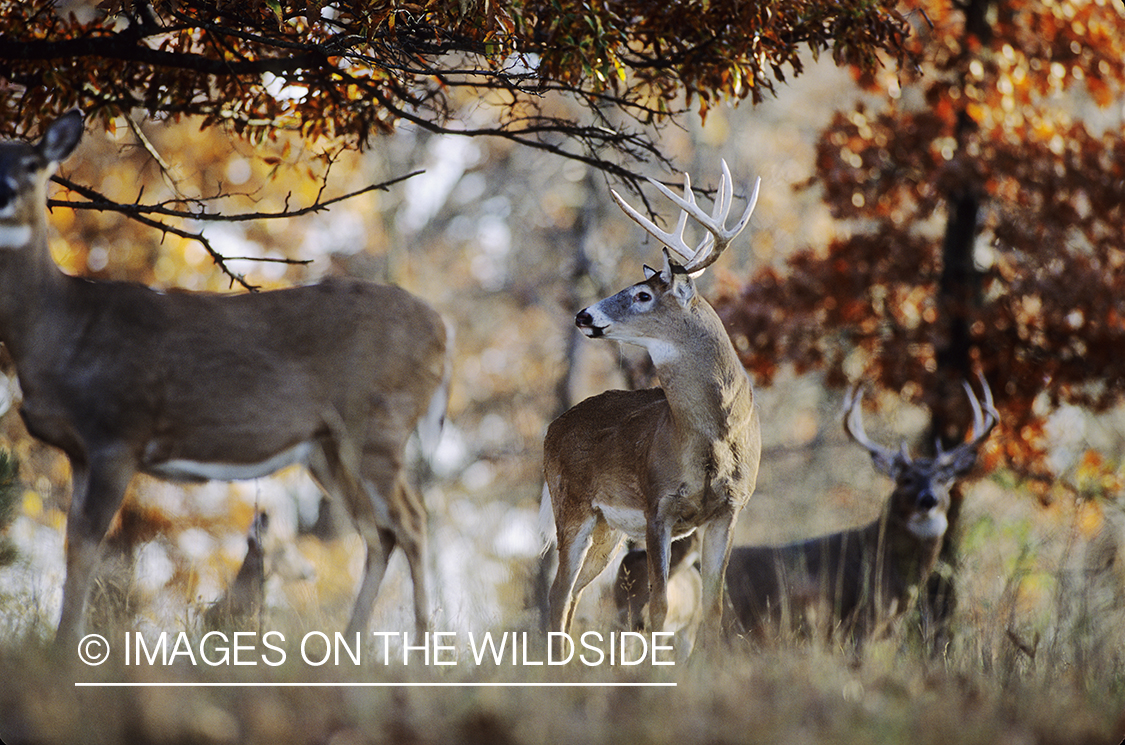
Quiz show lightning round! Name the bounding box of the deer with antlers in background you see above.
[543,162,761,650]
[614,377,998,646]
[725,377,999,644]
[0,112,452,650]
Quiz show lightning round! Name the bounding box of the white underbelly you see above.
[145,441,314,482]
[594,501,700,543]
[594,502,647,538]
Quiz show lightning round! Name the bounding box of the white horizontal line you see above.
[76,681,676,688]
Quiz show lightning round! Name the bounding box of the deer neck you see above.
[647,300,752,444]
[868,509,943,582]
[0,211,72,362]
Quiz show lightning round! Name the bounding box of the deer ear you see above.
[871,445,911,479]
[38,111,84,164]
[642,264,659,280]
[941,445,979,476]
[663,248,696,306]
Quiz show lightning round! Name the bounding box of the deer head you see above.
[844,374,999,540]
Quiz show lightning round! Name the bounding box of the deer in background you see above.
[0,112,452,650]
[202,511,270,632]
[614,535,702,654]
[543,162,761,650]
[727,377,998,644]
[613,377,998,646]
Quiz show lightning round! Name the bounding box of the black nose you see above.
[575,310,593,327]
[917,490,938,511]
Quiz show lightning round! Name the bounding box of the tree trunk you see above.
[923,0,994,655]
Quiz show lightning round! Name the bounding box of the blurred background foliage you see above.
[0,0,1122,696]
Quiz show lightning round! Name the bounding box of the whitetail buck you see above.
[544,162,761,649]
[613,378,998,645]
[725,377,999,643]
[0,112,451,649]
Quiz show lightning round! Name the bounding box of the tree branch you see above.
[46,170,426,289]
[48,170,423,222]
[0,36,324,77]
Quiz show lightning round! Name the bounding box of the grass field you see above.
[1,555,1123,745]
[0,632,1120,744]
[1,451,1123,744]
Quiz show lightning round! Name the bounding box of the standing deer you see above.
[0,112,451,650]
[613,378,998,645]
[544,162,761,650]
[724,377,998,643]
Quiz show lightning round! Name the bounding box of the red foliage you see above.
[716,0,1125,483]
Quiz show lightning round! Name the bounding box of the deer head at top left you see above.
[0,111,84,250]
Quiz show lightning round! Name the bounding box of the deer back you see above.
[15,277,448,476]
[724,521,927,641]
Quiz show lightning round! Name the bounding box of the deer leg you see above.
[568,520,624,630]
[309,434,393,637]
[548,511,598,635]
[385,474,429,638]
[698,508,737,648]
[344,525,395,638]
[55,452,135,651]
[644,520,673,633]
[349,444,430,638]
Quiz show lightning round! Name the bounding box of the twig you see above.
[46,170,424,289]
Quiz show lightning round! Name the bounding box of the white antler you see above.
[936,373,999,465]
[848,373,999,475]
[843,387,903,472]
[610,159,760,274]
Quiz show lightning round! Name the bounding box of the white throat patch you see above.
[0,225,32,249]
[907,510,948,540]
[643,339,681,365]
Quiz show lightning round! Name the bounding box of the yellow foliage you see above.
[21,489,42,519]
[47,507,66,531]
[1075,499,1104,539]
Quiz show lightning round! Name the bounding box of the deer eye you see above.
[636,291,652,303]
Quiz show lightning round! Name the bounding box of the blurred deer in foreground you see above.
[0,112,451,650]
[202,511,271,632]
[543,162,761,651]
[614,377,998,646]
[614,536,702,654]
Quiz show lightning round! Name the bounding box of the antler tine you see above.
[611,161,760,275]
[690,173,759,273]
[610,182,699,266]
[962,372,999,446]
[962,380,984,437]
[937,373,999,469]
[711,159,734,228]
[843,386,899,466]
[648,163,760,273]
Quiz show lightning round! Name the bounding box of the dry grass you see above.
[0,639,1119,745]
[0,581,1122,745]
[1,473,1124,744]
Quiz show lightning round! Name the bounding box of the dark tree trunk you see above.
[923,0,994,655]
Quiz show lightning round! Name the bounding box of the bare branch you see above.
[48,170,424,223]
[44,171,425,290]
